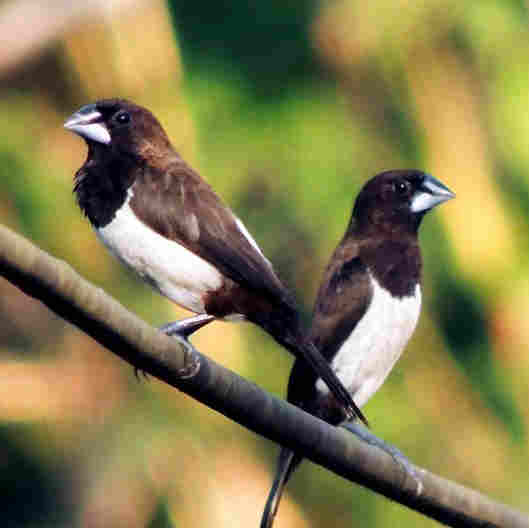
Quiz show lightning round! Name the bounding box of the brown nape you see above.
[98,99,174,164]
[130,115,175,169]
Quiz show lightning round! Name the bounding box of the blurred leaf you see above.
[426,221,525,441]
[148,500,176,528]
[166,0,319,97]
[234,177,315,315]
[0,149,48,241]
[0,425,72,527]
[494,163,529,261]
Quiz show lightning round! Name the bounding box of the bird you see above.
[260,169,455,528]
[64,98,365,422]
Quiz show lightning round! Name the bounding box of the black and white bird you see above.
[64,98,365,421]
[261,170,455,528]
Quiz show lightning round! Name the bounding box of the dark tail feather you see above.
[296,339,369,427]
[261,448,302,528]
[250,308,368,426]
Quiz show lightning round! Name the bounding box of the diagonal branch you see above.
[0,223,526,528]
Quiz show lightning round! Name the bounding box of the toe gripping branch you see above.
[134,314,215,380]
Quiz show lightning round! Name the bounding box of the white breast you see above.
[96,189,223,314]
[315,273,421,407]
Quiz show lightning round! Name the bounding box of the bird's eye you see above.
[394,180,410,195]
[115,111,131,124]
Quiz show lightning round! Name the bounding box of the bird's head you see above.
[352,170,455,235]
[64,99,172,161]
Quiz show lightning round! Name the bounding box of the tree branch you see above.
[0,223,526,528]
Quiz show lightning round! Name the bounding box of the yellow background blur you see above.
[0,0,528,526]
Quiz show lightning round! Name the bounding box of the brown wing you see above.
[287,237,372,409]
[310,238,372,360]
[130,159,295,308]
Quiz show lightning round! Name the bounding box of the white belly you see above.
[95,189,223,314]
[316,273,421,407]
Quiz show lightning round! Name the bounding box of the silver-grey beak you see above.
[64,104,111,145]
[411,174,455,213]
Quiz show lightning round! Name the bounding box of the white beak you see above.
[64,104,111,145]
[411,174,455,213]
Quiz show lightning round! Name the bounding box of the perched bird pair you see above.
[64,99,454,527]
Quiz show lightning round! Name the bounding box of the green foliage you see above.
[0,425,71,527]
[166,0,318,96]
[433,272,525,440]
[148,501,176,528]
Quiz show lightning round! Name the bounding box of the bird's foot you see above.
[340,420,423,496]
[133,315,214,381]
[160,315,211,378]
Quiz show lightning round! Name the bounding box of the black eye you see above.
[394,180,410,195]
[115,111,130,124]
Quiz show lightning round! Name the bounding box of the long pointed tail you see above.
[296,338,368,427]
[261,448,302,528]
[249,307,368,426]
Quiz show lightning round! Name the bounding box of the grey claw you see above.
[159,314,215,339]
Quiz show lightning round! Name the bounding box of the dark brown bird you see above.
[261,170,454,528]
[64,98,364,421]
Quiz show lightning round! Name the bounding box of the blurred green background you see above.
[0,0,528,526]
